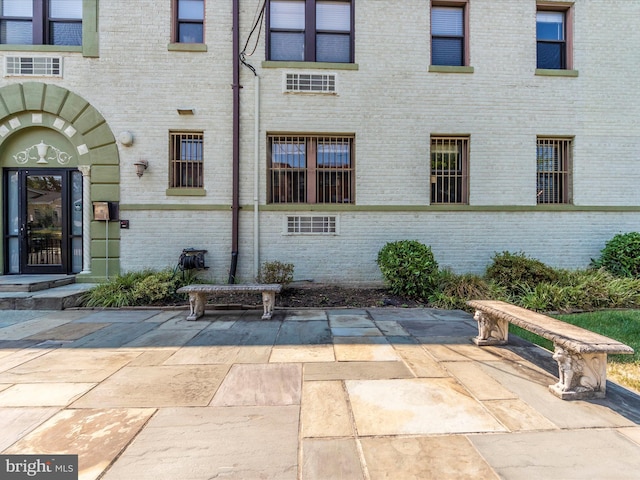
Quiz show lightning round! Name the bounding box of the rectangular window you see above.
[174,0,204,43]
[536,138,572,204]
[170,132,204,188]
[431,3,466,66]
[268,0,353,63]
[287,215,337,234]
[268,135,354,204]
[0,0,82,46]
[5,55,61,76]
[536,10,566,69]
[430,136,469,204]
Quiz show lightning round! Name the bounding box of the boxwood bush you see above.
[592,232,640,279]
[377,240,439,300]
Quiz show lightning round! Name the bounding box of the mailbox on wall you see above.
[93,202,119,221]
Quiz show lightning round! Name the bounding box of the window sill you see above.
[0,45,82,53]
[429,65,474,74]
[167,43,208,52]
[166,188,206,196]
[535,68,579,77]
[262,61,358,71]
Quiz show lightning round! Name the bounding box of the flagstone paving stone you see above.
[0,407,60,451]
[269,344,335,363]
[68,322,159,348]
[4,408,155,480]
[618,427,640,445]
[165,344,273,364]
[276,320,331,345]
[24,322,108,341]
[0,349,139,383]
[374,320,411,336]
[333,337,401,361]
[122,327,200,347]
[301,438,364,480]
[327,312,374,328]
[71,365,230,408]
[0,318,70,340]
[481,398,558,431]
[303,361,413,381]
[360,435,499,480]
[392,343,450,378]
[0,382,96,407]
[346,378,507,435]
[282,310,327,321]
[301,380,354,438]
[470,429,640,480]
[126,348,179,366]
[443,361,518,400]
[100,406,299,480]
[73,310,163,323]
[211,363,301,406]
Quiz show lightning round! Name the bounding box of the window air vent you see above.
[5,56,62,77]
[284,73,337,94]
[286,215,338,234]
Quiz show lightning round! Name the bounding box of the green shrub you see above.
[486,251,558,296]
[592,232,640,279]
[429,270,492,310]
[377,240,439,299]
[82,268,200,307]
[257,260,294,287]
[517,282,570,312]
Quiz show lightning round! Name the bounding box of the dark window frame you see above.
[173,0,205,44]
[536,4,573,70]
[431,1,469,67]
[169,131,204,189]
[266,0,354,63]
[430,136,469,205]
[0,0,82,46]
[267,134,355,204]
[536,137,572,204]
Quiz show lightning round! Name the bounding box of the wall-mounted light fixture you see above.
[134,159,148,177]
[177,107,195,115]
[118,131,134,146]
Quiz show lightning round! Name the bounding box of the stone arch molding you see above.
[0,82,120,280]
[0,82,118,168]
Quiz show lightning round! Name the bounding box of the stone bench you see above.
[467,299,634,400]
[177,284,282,321]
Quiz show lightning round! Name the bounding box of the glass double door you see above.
[5,169,82,274]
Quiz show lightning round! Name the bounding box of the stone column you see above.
[78,165,91,275]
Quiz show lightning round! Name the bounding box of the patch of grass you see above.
[509,310,640,393]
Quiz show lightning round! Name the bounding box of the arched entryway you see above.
[0,82,119,280]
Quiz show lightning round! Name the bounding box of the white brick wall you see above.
[1,0,638,283]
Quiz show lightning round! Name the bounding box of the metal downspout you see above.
[229,0,240,284]
[253,75,260,278]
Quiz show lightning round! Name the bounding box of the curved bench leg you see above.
[187,293,206,321]
[549,345,607,400]
[261,291,276,320]
[472,310,508,346]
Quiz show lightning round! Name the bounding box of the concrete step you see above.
[0,283,96,310]
[0,274,76,293]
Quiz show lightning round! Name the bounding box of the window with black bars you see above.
[268,135,354,204]
[169,132,204,188]
[430,136,469,204]
[537,138,572,204]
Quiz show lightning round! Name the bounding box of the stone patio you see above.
[1,306,640,479]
